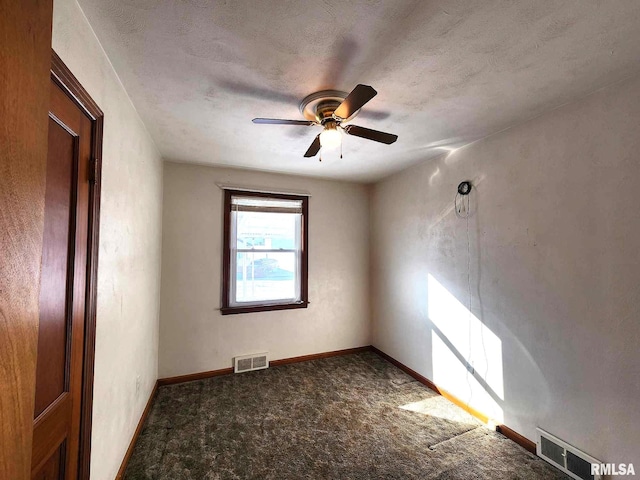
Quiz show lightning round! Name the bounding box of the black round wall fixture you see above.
[457,181,472,195]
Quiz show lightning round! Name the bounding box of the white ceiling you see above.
[77,0,640,183]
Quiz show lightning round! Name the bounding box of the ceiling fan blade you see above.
[344,125,398,144]
[253,118,315,126]
[304,134,321,157]
[334,84,377,120]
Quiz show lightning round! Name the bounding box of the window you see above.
[221,190,309,315]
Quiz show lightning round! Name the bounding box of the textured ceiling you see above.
[77,0,640,182]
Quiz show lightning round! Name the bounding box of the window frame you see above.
[221,189,309,315]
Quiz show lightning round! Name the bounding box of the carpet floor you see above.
[124,352,568,479]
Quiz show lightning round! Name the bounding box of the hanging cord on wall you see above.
[465,196,473,407]
[454,190,472,324]
[454,192,470,219]
[455,183,491,418]
[455,184,475,408]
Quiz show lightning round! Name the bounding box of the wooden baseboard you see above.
[115,381,158,480]
[270,346,372,367]
[496,424,536,454]
[157,367,234,386]
[370,346,490,424]
[370,346,440,390]
[157,346,373,386]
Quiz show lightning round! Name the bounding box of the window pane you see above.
[235,211,299,250]
[235,251,298,303]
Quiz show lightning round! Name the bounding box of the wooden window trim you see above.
[221,189,308,315]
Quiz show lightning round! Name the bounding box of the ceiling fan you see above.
[252,84,398,158]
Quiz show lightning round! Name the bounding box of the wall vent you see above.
[234,352,269,373]
[536,428,602,480]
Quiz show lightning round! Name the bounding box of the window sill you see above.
[220,301,309,316]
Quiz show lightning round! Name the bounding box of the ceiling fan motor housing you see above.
[299,90,353,122]
[315,100,341,123]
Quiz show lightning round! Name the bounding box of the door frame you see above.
[50,50,103,480]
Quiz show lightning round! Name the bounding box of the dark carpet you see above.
[124,352,567,479]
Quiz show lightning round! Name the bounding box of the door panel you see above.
[33,442,65,480]
[34,119,76,418]
[32,74,92,480]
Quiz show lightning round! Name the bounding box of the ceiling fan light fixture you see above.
[319,122,342,149]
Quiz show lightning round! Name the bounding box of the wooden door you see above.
[31,71,94,480]
[0,3,53,479]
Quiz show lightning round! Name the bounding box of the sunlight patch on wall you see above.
[428,274,504,422]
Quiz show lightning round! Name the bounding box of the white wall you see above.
[52,1,163,479]
[370,74,640,472]
[159,163,370,378]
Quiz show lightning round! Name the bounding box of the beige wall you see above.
[52,1,163,479]
[159,163,370,378]
[370,74,640,471]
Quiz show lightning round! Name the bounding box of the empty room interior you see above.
[2,1,640,479]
